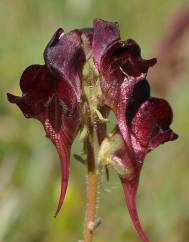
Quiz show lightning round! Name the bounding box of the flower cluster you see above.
[7,19,178,242]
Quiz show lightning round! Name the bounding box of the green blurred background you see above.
[1,0,189,242]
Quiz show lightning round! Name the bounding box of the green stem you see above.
[82,58,103,242]
[83,127,98,242]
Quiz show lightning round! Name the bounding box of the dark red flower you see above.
[120,96,177,242]
[7,18,178,242]
[93,19,156,109]
[92,19,178,242]
[7,28,85,217]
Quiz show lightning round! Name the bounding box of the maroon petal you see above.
[116,77,145,168]
[20,65,43,92]
[148,129,178,150]
[120,39,157,77]
[7,62,77,118]
[44,28,85,103]
[38,97,79,216]
[8,91,79,216]
[92,18,120,69]
[7,93,36,118]
[55,77,77,115]
[101,39,156,81]
[92,19,156,114]
[131,97,178,150]
[117,79,150,166]
[7,27,84,215]
[107,133,149,242]
[8,66,80,216]
[121,178,150,242]
[7,91,49,118]
[44,28,65,48]
[7,65,54,118]
[20,65,53,93]
[126,79,150,124]
[98,39,156,111]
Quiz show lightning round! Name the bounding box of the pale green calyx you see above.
[98,133,129,177]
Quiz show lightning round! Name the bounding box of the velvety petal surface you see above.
[8,92,79,216]
[8,65,52,118]
[131,97,178,150]
[99,39,156,110]
[101,39,157,80]
[40,99,79,216]
[92,19,120,69]
[121,178,150,242]
[44,28,85,103]
[126,79,150,124]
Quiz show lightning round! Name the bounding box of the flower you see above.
[7,18,178,242]
[92,19,178,242]
[119,96,177,242]
[7,28,85,217]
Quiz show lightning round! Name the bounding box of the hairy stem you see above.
[83,127,98,242]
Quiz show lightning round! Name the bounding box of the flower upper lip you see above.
[101,39,157,79]
[44,28,86,103]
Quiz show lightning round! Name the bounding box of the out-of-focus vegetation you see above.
[1,0,189,242]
